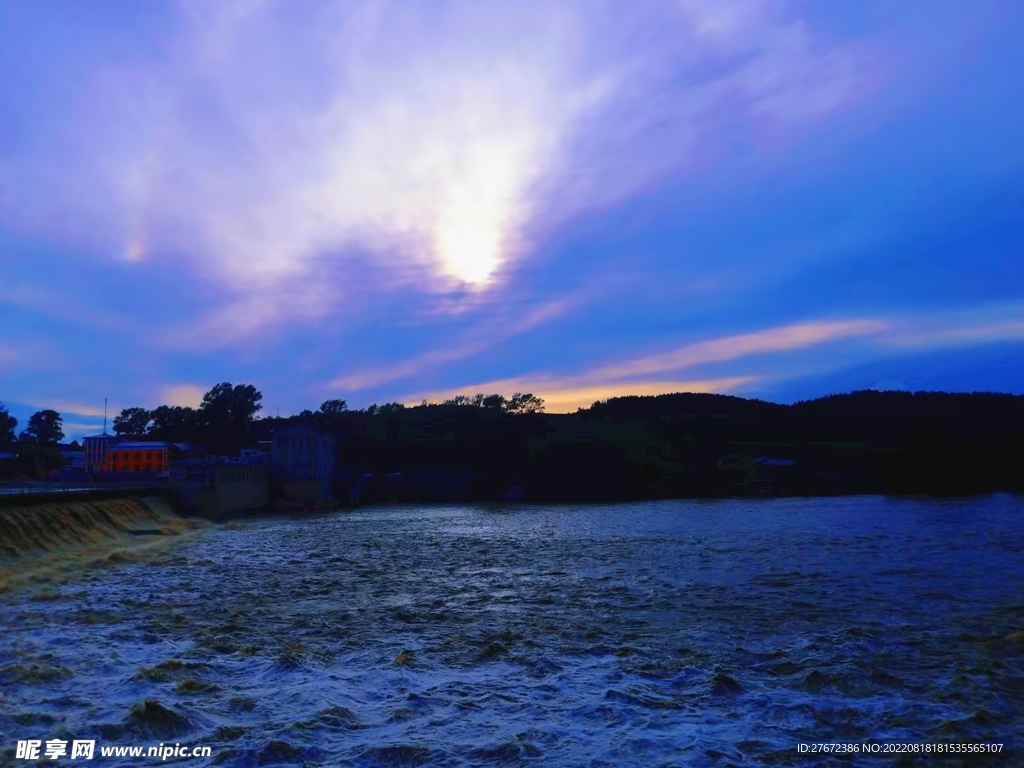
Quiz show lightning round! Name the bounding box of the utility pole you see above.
[103,398,108,435]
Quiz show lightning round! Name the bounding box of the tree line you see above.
[0,405,64,444]
[0,385,544,451]
[4,387,1024,498]
[333,389,1024,500]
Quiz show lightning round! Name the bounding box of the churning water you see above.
[2,496,1023,766]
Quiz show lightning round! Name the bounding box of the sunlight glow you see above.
[434,202,503,285]
[158,384,206,409]
[432,141,525,285]
[404,376,759,413]
[0,0,876,343]
[125,232,147,263]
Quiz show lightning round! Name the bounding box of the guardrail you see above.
[0,481,168,496]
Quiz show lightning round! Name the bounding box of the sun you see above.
[434,205,503,285]
[432,141,524,286]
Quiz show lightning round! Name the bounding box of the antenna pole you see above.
[103,398,108,435]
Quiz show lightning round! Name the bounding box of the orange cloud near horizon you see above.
[395,318,887,411]
[32,401,110,418]
[157,384,206,409]
[404,376,759,413]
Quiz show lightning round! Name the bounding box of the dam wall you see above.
[169,464,269,520]
[0,493,190,560]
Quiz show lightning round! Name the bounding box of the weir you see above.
[0,491,196,560]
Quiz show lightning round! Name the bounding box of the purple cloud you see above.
[0,0,877,347]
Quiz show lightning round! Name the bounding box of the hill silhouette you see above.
[278,389,1024,501]
[6,389,1020,501]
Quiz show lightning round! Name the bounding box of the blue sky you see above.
[1,0,1022,439]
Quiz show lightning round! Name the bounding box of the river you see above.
[2,495,1022,766]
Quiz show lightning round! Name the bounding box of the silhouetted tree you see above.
[442,394,508,410]
[482,394,506,410]
[0,402,17,442]
[200,383,263,425]
[320,399,348,415]
[19,409,64,444]
[15,442,64,479]
[361,402,403,418]
[148,405,202,441]
[435,393,542,414]
[505,393,544,414]
[112,407,152,438]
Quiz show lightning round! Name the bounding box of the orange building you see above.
[83,436,170,476]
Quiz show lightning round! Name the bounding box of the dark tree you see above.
[15,442,65,479]
[320,399,348,415]
[112,407,152,438]
[148,405,202,441]
[200,383,263,425]
[437,393,540,414]
[0,402,17,442]
[442,394,506,410]
[505,392,544,414]
[482,394,506,410]
[19,409,64,444]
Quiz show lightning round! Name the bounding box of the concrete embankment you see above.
[0,491,210,590]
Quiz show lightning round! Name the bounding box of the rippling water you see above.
[2,496,1023,766]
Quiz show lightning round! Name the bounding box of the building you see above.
[751,456,798,494]
[82,434,170,477]
[83,434,118,475]
[107,441,170,476]
[271,424,339,504]
[55,443,86,480]
[170,443,205,458]
[236,448,271,465]
[0,449,15,479]
[59,444,85,469]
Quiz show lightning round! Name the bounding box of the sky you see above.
[1,0,1022,439]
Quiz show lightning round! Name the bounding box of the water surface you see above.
[2,496,1023,766]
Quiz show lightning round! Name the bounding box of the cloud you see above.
[158,384,206,409]
[882,315,1024,349]
[62,421,106,438]
[37,401,110,418]
[393,318,884,411]
[329,296,577,391]
[393,302,1024,410]
[0,272,132,333]
[0,0,876,340]
[585,319,889,382]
